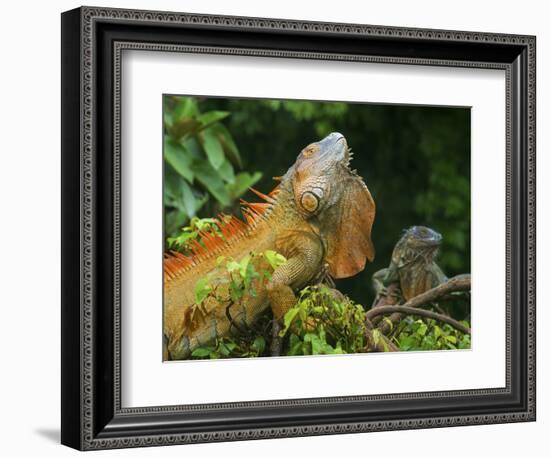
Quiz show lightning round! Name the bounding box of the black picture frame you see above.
[61,6,536,450]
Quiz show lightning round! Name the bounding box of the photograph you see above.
[162,95,472,361]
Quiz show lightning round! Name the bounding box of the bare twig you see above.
[366,305,470,334]
[225,302,247,335]
[270,320,283,356]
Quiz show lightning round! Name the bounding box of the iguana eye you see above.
[302,144,319,158]
[300,191,320,213]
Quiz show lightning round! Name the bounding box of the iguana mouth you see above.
[318,131,352,168]
[330,132,354,169]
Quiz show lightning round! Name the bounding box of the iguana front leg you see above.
[267,231,324,355]
[372,268,389,298]
[372,266,401,307]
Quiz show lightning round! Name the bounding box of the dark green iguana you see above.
[164,132,376,360]
[372,226,447,308]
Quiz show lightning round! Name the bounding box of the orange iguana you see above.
[164,132,376,360]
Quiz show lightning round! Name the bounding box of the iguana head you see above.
[284,132,376,278]
[391,226,442,268]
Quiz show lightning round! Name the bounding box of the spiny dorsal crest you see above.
[164,185,281,282]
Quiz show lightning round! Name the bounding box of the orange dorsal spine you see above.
[164,183,281,282]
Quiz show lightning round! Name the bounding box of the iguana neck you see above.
[266,179,311,231]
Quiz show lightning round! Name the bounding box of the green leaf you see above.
[281,308,300,336]
[288,334,303,355]
[194,277,212,304]
[446,335,457,344]
[227,172,262,199]
[238,255,251,278]
[382,317,394,331]
[180,180,197,217]
[225,341,238,351]
[197,111,230,129]
[417,324,428,336]
[163,111,173,128]
[164,137,194,182]
[201,129,225,170]
[229,279,243,302]
[372,329,381,346]
[170,117,202,138]
[191,347,211,358]
[191,217,217,231]
[308,334,324,354]
[217,159,235,184]
[172,97,198,120]
[164,166,184,205]
[458,335,471,349]
[263,250,287,270]
[422,335,435,348]
[399,335,416,351]
[164,165,203,226]
[226,260,240,273]
[209,123,242,167]
[180,136,202,160]
[167,230,197,251]
[251,337,266,354]
[218,341,236,356]
[192,161,231,207]
[165,210,187,239]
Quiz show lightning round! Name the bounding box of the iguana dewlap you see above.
[164,132,376,360]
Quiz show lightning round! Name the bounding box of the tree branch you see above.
[397,274,471,309]
[366,305,470,334]
[368,274,471,334]
[270,320,283,356]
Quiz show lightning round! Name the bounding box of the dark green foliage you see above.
[188,283,471,359]
[191,249,288,308]
[163,96,262,238]
[394,318,471,351]
[166,216,222,253]
[280,286,369,355]
[190,285,372,359]
[191,336,268,359]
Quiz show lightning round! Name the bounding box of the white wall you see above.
[0,0,545,456]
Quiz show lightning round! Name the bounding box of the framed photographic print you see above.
[61,6,536,450]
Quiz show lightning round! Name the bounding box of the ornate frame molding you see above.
[61,6,536,450]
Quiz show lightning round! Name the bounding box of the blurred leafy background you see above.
[163,95,470,309]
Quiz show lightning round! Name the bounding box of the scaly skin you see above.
[372,225,448,305]
[164,132,376,360]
